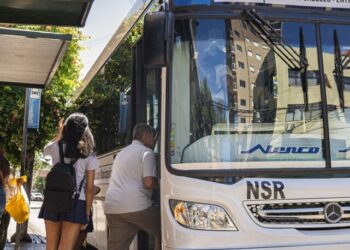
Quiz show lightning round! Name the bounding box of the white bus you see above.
[76,0,350,249]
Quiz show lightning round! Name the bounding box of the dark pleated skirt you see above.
[38,199,87,225]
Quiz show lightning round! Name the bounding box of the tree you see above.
[76,21,143,154]
[32,152,50,193]
[0,25,85,241]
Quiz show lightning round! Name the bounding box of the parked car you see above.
[31,192,44,201]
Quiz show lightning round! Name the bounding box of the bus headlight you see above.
[169,200,237,231]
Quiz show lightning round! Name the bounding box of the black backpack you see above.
[43,141,84,213]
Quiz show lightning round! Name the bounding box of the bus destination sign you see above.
[214,0,350,9]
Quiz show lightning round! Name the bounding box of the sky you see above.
[78,0,138,80]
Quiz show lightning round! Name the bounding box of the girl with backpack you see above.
[39,113,97,250]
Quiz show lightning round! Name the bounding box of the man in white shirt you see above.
[104,124,159,250]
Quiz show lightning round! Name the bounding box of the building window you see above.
[262,45,269,50]
[245,37,251,43]
[240,80,246,88]
[233,94,238,107]
[238,61,245,69]
[256,54,262,61]
[240,99,247,106]
[249,66,255,73]
[234,30,240,37]
[233,81,237,90]
[247,50,253,57]
[288,69,319,87]
[253,42,259,47]
[241,117,246,123]
[236,44,242,52]
[231,62,236,71]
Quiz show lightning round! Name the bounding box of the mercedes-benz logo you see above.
[324,202,343,224]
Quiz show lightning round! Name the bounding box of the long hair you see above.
[61,113,95,159]
[0,154,10,186]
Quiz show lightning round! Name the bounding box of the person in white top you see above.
[39,113,98,250]
[105,123,159,250]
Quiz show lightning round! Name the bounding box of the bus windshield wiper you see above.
[241,10,309,110]
[334,30,345,111]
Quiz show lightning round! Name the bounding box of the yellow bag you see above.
[6,176,30,224]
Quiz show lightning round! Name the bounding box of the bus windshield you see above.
[170,18,350,170]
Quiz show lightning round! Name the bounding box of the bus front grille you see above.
[245,200,350,229]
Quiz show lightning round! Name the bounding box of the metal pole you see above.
[21,88,30,175]
[15,88,31,250]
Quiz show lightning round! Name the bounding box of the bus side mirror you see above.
[143,11,174,68]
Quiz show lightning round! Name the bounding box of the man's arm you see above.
[143,176,158,189]
[142,150,158,189]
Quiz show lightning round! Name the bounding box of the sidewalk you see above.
[5,201,46,249]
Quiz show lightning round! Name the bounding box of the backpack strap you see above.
[74,173,86,199]
[73,159,86,198]
[58,141,65,164]
[69,158,78,185]
[78,175,85,194]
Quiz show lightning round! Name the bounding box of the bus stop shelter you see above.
[0,0,94,86]
[0,0,93,26]
[0,28,71,88]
